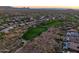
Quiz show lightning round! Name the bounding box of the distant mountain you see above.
[0,6,77,11]
[30,8,66,10]
[0,6,30,10]
[0,6,14,10]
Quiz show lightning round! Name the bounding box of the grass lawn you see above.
[22,20,63,40]
[22,27,47,40]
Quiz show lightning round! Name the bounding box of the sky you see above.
[0,0,79,8]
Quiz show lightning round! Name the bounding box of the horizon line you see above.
[13,6,79,9]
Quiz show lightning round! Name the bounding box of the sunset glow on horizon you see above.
[14,6,79,9]
[0,0,79,9]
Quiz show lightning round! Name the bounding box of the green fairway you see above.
[22,20,63,40]
[22,27,47,40]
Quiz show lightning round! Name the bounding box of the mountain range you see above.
[0,6,74,10]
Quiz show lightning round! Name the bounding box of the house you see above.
[0,26,14,33]
[64,29,79,52]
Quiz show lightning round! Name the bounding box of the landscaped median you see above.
[22,20,64,40]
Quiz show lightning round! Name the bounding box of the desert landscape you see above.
[0,6,79,53]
